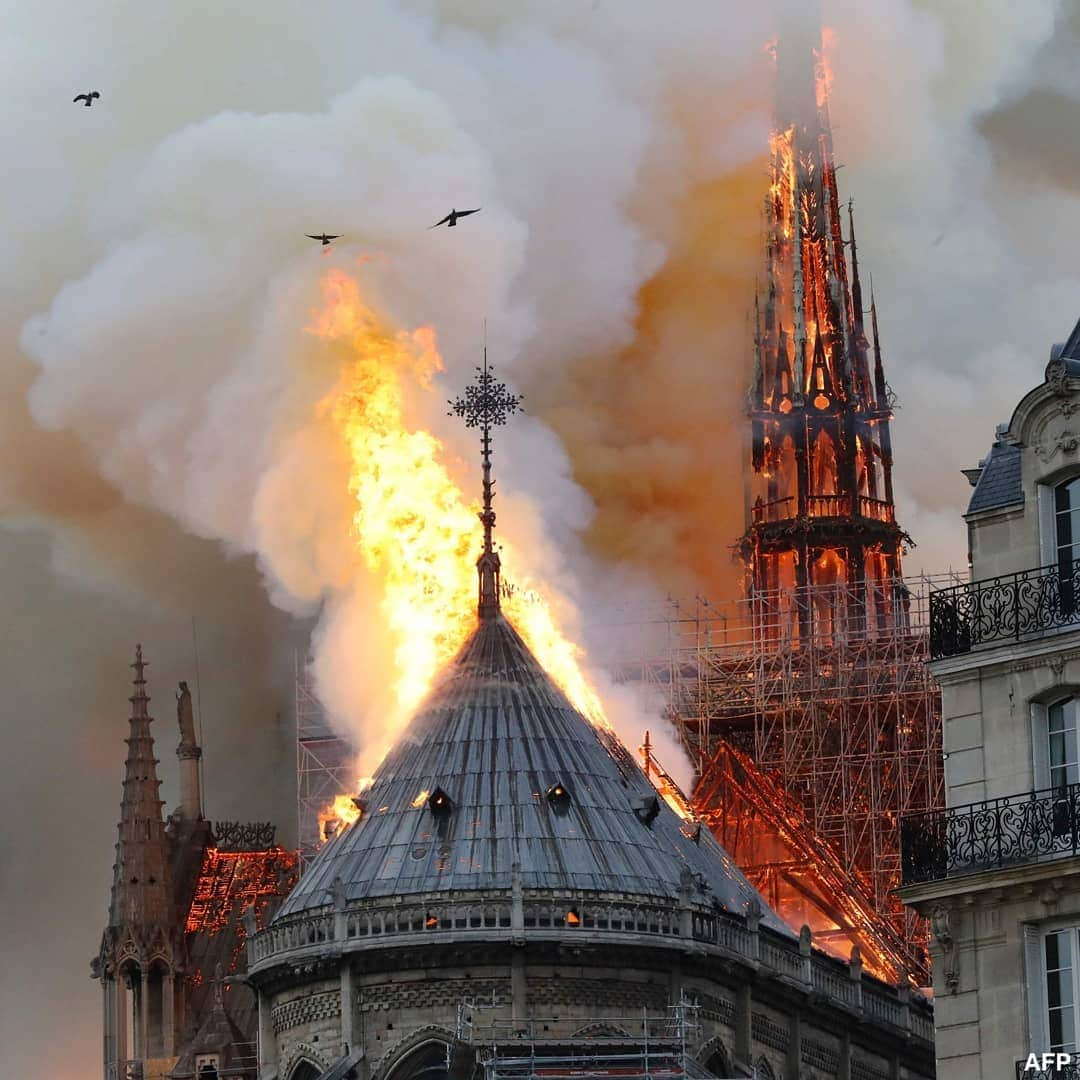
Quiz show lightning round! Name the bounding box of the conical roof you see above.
[279,615,786,934]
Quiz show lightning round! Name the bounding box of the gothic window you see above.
[811,430,837,498]
[777,435,797,504]
[196,1057,220,1080]
[288,1062,321,1080]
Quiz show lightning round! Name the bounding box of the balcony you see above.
[929,560,1080,659]
[901,781,1080,885]
[750,494,896,525]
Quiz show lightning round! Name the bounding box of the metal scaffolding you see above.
[466,999,713,1080]
[605,573,954,975]
[294,652,355,863]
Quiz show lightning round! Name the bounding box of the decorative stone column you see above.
[103,977,115,1073]
[163,970,176,1055]
[258,988,277,1075]
[139,966,151,1060]
[799,925,813,986]
[734,983,752,1066]
[849,944,863,1012]
[341,961,355,1055]
[116,974,129,1065]
[745,898,761,962]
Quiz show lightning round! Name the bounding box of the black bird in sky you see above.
[73,91,100,107]
[429,207,481,229]
[306,234,340,246]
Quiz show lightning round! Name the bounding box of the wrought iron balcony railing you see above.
[1015,1060,1080,1080]
[929,560,1080,659]
[901,781,1080,885]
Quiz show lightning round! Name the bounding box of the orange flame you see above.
[318,793,363,842]
[815,27,836,111]
[308,270,610,745]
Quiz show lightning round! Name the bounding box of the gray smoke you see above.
[0,1,1076,1074]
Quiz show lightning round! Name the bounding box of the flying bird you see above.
[306,234,340,246]
[429,208,481,229]
[73,91,101,107]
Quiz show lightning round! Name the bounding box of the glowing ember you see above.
[411,789,430,809]
[308,270,610,738]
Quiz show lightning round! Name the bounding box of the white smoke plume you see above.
[2,0,1079,1074]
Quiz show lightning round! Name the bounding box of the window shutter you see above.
[1024,924,1048,1048]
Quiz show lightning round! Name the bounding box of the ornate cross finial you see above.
[448,346,522,620]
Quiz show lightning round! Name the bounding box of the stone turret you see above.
[109,644,173,929]
[93,645,183,1075]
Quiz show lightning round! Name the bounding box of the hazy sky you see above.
[2,1,1079,1074]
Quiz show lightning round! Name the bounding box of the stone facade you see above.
[901,339,1080,1078]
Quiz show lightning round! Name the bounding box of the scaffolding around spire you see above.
[448,346,522,620]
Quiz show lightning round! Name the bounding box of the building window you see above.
[1044,929,1079,1053]
[1056,478,1080,613]
[1057,479,1080,566]
[1049,700,1080,791]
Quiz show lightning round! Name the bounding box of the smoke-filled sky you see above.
[2,0,1079,1074]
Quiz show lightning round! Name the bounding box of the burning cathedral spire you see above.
[744,9,908,637]
[681,7,943,985]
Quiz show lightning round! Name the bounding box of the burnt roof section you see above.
[278,615,786,933]
[182,848,298,1043]
[966,429,1022,516]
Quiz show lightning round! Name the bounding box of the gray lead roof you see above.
[278,615,787,934]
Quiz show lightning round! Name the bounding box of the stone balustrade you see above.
[248,888,932,1041]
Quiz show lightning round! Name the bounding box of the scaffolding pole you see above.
[294,652,355,866]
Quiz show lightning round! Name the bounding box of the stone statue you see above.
[177,681,197,749]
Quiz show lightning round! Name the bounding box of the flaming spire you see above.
[740,5,907,611]
[449,346,522,620]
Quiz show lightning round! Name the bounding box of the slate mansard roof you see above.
[966,314,1080,517]
[966,435,1022,515]
[278,614,787,934]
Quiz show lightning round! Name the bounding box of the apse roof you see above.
[277,614,786,934]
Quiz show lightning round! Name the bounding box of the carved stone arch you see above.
[286,1061,322,1080]
[283,1042,331,1080]
[753,1056,777,1080]
[572,1022,631,1039]
[696,1035,733,1077]
[374,1025,459,1080]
